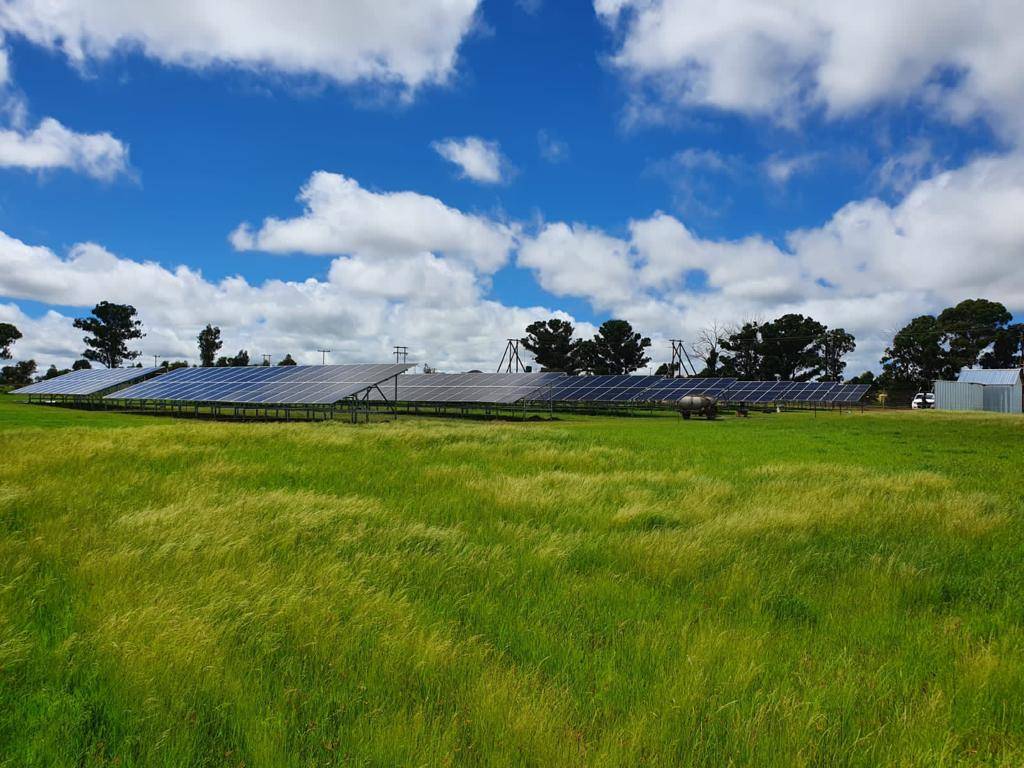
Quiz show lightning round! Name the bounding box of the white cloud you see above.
[518,222,638,308]
[597,0,1024,137]
[0,228,574,372]
[0,0,480,95]
[518,151,1024,373]
[6,154,1024,377]
[763,153,819,185]
[517,0,544,15]
[0,116,128,179]
[432,136,508,184]
[0,44,9,85]
[668,148,733,173]
[873,140,938,195]
[537,130,568,163]
[231,171,517,273]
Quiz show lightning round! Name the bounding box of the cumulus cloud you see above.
[518,222,638,308]
[0,228,573,372]
[432,136,509,184]
[596,0,1024,137]
[0,40,130,179]
[518,152,1024,373]
[6,154,1024,377]
[230,171,517,273]
[0,116,128,179]
[0,0,480,94]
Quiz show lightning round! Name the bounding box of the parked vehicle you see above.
[911,392,935,409]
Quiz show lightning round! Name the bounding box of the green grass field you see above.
[1,399,1023,767]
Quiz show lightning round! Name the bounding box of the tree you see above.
[521,318,581,373]
[980,323,1024,368]
[817,327,856,381]
[1,359,37,388]
[848,370,876,386]
[937,298,1012,371]
[278,354,297,366]
[691,323,726,377]
[719,322,763,380]
[73,302,144,368]
[160,360,189,370]
[197,324,222,367]
[216,350,249,367]
[72,359,92,370]
[42,364,69,380]
[0,322,21,360]
[759,314,827,381]
[583,319,651,375]
[880,315,953,389]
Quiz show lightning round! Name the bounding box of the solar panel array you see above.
[540,375,736,403]
[10,364,866,408]
[371,372,567,404]
[12,367,162,396]
[720,380,869,404]
[375,373,867,406]
[106,364,412,405]
[640,377,737,401]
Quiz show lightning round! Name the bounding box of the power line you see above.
[315,347,331,365]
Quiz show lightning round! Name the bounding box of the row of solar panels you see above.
[11,366,164,395]
[12,364,412,404]
[376,374,868,405]
[12,366,869,406]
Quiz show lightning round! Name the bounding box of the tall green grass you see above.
[1,401,1023,766]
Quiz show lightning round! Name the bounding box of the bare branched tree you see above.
[690,321,728,376]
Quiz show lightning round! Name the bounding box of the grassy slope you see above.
[1,400,1022,767]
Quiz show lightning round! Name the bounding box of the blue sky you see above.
[0,1,1021,372]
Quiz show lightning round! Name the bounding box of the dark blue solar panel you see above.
[369,372,566,404]
[12,367,163,396]
[640,377,737,401]
[721,380,870,404]
[545,375,664,402]
[107,364,412,405]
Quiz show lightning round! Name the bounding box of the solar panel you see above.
[12,367,163,396]
[639,377,737,401]
[831,384,870,403]
[543,375,667,403]
[371,372,566,404]
[720,380,869,404]
[720,381,786,403]
[106,364,412,405]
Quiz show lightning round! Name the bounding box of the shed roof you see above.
[957,368,1023,386]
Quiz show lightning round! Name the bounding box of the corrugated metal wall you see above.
[982,382,1023,413]
[934,380,984,411]
[934,380,1023,412]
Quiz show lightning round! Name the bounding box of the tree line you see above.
[1,297,1020,390]
[0,303,298,388]
[522,314,856,381]
[520,298,1021,388]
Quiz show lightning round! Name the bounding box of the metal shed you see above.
[934,368,1023,413]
